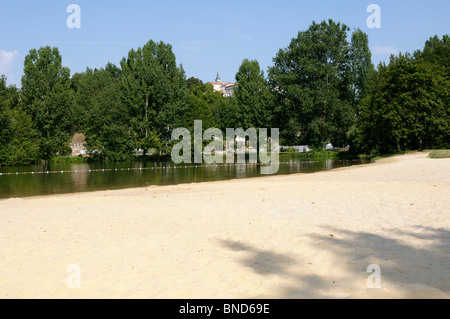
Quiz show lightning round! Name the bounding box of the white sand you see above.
[0,152,449,299]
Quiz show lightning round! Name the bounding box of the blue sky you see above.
[1,0,449,87]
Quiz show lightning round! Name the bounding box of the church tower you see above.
[208,72,235,97]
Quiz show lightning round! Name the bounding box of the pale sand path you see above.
[0,152,449,298]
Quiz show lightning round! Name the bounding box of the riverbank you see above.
[0,152,449,298]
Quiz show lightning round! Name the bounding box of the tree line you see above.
[1,19,449,166]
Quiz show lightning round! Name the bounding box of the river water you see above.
[0,156,364,199]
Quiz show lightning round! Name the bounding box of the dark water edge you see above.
[0,156,365,199]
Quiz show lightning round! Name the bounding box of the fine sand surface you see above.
[0,152,449,299]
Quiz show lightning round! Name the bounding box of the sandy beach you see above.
[0,152,449,299]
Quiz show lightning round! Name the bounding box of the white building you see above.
[208,73,236,97]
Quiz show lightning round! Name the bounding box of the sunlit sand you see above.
[1,152,449,298]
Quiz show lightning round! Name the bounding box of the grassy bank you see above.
[278,150,367,163]
[429,150,450,159]
[355,149,423,163]
[49,156,89,164]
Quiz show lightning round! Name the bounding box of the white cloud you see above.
[0,50,19,75]
[371,45,400,55]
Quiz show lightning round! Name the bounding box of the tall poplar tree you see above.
[234,59,274,129]
[120,40,188,155]
[350,28,375,108]
[21,46,73,159]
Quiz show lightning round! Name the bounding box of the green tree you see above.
[212,96,240,131]
[189,81,238,131]
[0,76,12,148]
[350,28,375,108]
[355,53,450,154]
[269,19,357,148]
[416,35,450,76]
[70,72,86,133]
[0,75,39,165]
[234,59,274,128]
[75,67,133,161]
[184,77,216,130]
[0,75,14,164]
[6,108,40,165]
[21,46,73,159]
[120,40,188,155]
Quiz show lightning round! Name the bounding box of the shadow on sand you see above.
[217,226,450,298]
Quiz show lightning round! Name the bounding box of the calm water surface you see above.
[0,155,364,199]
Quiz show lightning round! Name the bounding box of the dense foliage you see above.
[0,21,448,166]
[353,36,450,154]
[268,21,374,148]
